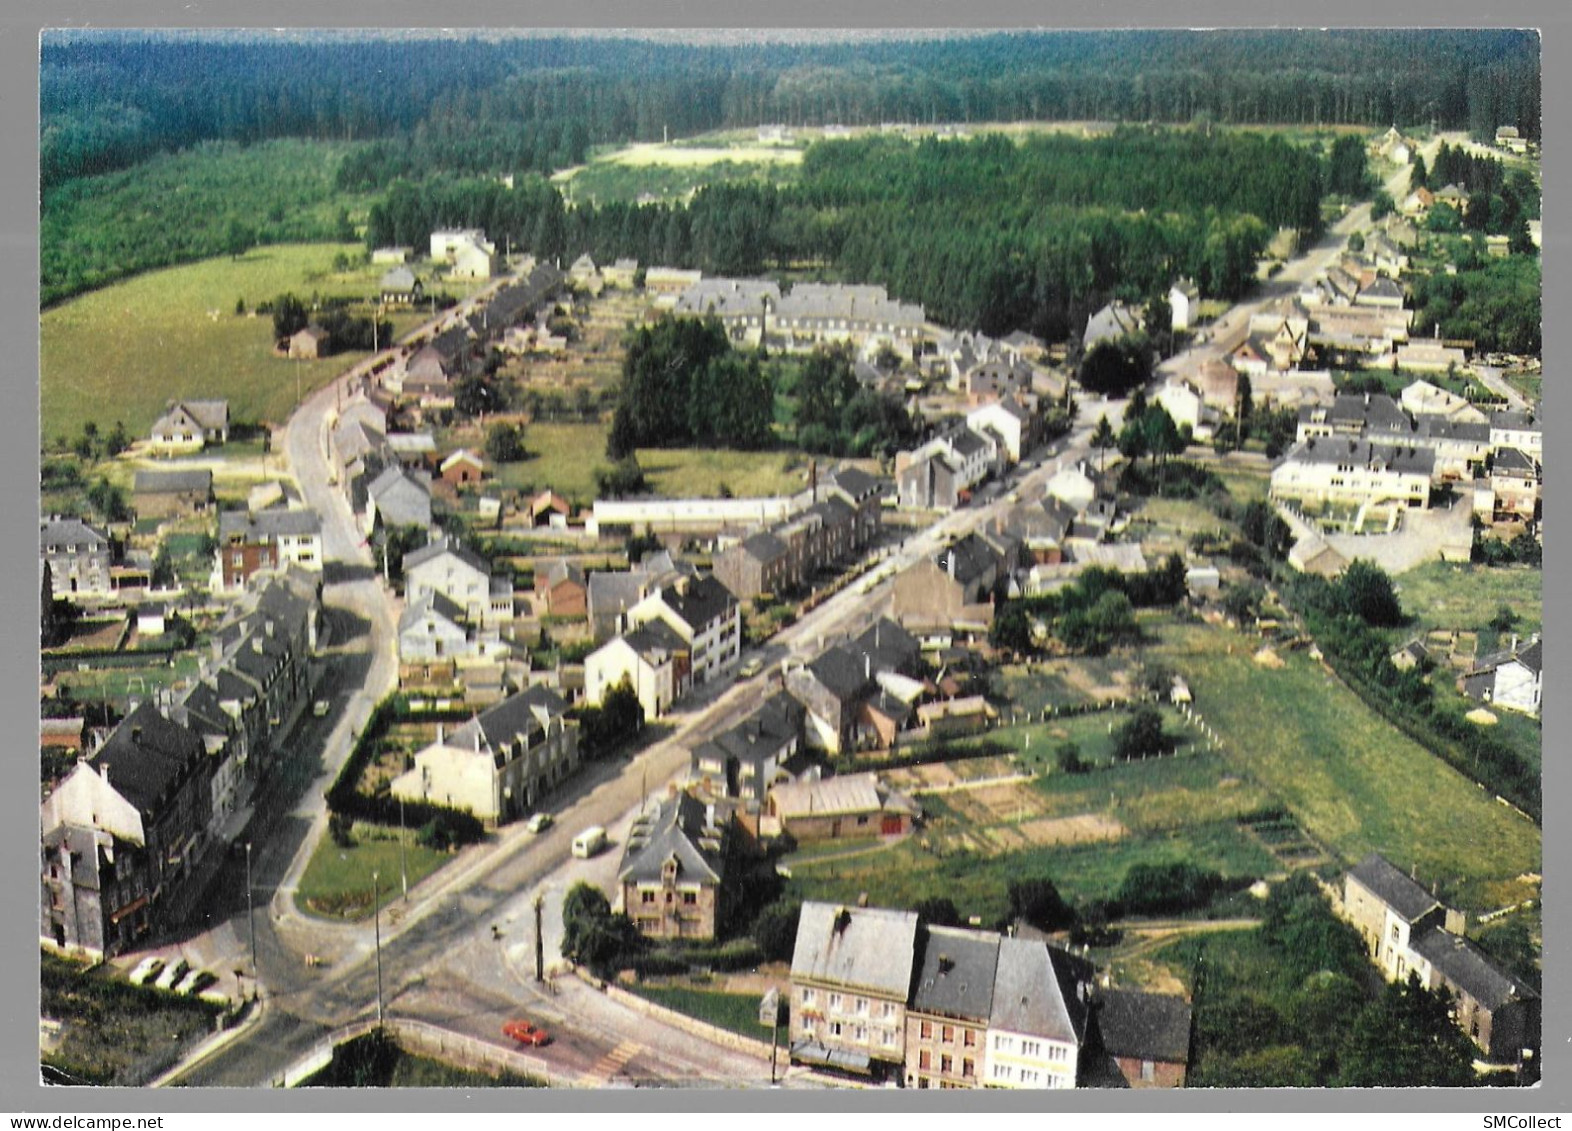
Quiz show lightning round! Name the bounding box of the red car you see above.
[502,1019,552,1047]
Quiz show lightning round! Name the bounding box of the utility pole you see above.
[245,842,258,1001]
[373,870,384,1026]
[533,892,545,982]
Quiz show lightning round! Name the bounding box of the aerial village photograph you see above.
[33,26,1545,1095]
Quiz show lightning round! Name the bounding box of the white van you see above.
[571,826,607,858]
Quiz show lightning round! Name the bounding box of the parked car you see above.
[154,958,189,991]
[128,957,163,986]
[502,1019,551,1047]
[526,812,553,834]
[738,657,764,679]
[312,700,331,717]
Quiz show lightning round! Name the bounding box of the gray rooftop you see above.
[1410,927,1536,1012]
[133,468,212,495]
[219,507,321,541]
[1347,853,1441,922]
[1095,989,1193,1064]
[618,792,726,886]
[910,925,1001,1022]
[989,937,1089,1044]
[791,902,920,999]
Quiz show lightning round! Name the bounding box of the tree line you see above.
[43,29,1540,193]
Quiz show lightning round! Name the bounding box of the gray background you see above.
[2,0,1564,1114]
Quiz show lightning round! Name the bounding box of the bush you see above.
[1111,705,1177,760]
[1006,876,1076,932]
[1115,861,1227,916]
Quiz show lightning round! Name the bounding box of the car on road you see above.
[526,812,553,834]
[312,700,331,717]
[502,1019,551,1047]
[737,657,765,679]
[571,825,607,858]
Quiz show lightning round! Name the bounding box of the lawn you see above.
[41,242,472,442]
[47,653,204,707]
[297,834,455,921]
[625,985,773,1042]
[1147,618,1540,904]
[478,422,808,507]
[1391,560,1541,637]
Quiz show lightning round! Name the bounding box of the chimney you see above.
[938,954,955,975]
[864,653,871,681]
[437,723,445,744]
[131,725,143,744]
[99,762,110,786]
[948,552,957,580]
[834,907,853,933]
[1511,634,1519,654]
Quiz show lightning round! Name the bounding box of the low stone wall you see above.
[570,965,774,1062]
[274,1017,583,1089]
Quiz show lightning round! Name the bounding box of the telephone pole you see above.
[533,892,546,982]
[373,870,384,1026]
[245,842,258,1001]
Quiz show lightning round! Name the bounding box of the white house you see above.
[984,937,1090,1089]
[626,575,740,689]
[584,620,688,720]
[1168,279,1200,332]
[966,398,1036,463]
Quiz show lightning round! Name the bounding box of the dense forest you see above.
[362,129,1317,338]
[43,29,1540,191]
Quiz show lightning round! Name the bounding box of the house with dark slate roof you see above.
[1091,989,1192,1088]
[890,533,1002,633]
[41,516,113,598]
[985,937,1093,1089]
[619,791,729,941]
[389,686,578,825]
[1340,853,1539,1066]
[628,575,741,687]
[689,693,806,802]
[40,701,214,957]
[903,925,999,1088]
[1408,927,1539,1065]
[585,618,690,720]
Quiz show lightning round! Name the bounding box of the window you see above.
[1021,1040,1041,1057]
[942,1025,954,1043]
[920,1020,933,1039]
[917,1077,929,1090]
[963,1029,977,1048]
[963,1058,975,1079]
[881,1002,897,1019]
[994,1035,1009,1052]
[919,1050,931,1070]
[829,1021,842,1037]
[1141,1060,1155,1082]
[855,997,868,1015]
[801,987,815,1006]
[882,1028,898,1048]
[641,891,655,904]
[940,1055,952,1075]
[683,892,697,905]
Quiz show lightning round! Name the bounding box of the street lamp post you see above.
[373,870,384,1026]
[245,842,258,1001]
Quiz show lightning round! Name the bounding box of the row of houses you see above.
[583,573,742,720]
[671,278,927,360]
[397,536,516,663]
[1341,854,1539,1067]
[711,467,884,601]
[1271,391,1542,520]
[42,572,321,960]
[787,901,1192,1089]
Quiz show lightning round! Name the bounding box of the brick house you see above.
[535,559,588,619]
[618,792,729,941]
[905,925,999,1089]
[767,772,921,841]
[214,507,324,592]
[439,449,486,489]
[714,531,792,601]
[1091,989,1192,1088]
[891,534,1001,633]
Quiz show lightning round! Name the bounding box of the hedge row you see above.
[324,695,485,845]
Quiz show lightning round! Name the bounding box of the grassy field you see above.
[47,653,204,708]
[783,820,1274,926]
[1147,619,1540,904]
[625,985,771,1041]
[41,242,466,442]
[473,422,809,506]
[1392,560,1542,637]
[297,835,454,921]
